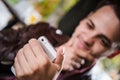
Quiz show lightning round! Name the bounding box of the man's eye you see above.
[100,38,110,48]
[86,23,94,29]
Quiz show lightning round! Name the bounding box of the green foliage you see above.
[34,0,61,20]
[6,0,18,6]
[101,54,120,71]
[33,0,79,20]
[62,0,79,12]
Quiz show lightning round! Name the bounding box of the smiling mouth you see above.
[77,38,90,51]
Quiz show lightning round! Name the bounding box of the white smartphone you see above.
[11,36,57,75]
[38,36,57,61]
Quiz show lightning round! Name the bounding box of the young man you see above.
[13,0,120,80]
[0,0,119,80]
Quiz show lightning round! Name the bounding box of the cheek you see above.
[73,26,81,37]
[73,23,87,37]
[91,43,108,57]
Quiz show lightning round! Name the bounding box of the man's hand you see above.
[14,38,63,80]
[58,37,96,71]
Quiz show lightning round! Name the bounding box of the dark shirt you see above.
[0,22,69,80]
[0,22,93,80]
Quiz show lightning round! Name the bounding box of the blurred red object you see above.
[107,50,120,58]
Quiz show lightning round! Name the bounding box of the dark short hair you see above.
[94,0,120,53]
[94,0,120,20]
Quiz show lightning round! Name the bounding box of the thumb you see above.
[54,47,64,71]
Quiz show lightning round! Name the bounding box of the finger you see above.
[14,54,23,77]
[54,47,64,71]
[14,58,24,80]
[63,47,84,68]
[28,38,48,61]
[81,59,85,65]
[69,66,74,71]
[76,50,95,63]
[62,63,72,71]
[74,56,85,65]
[14,50,27,80]
[71,61,81,69]
[63,62,75,71]
[77,52,95,67]
[16,49,32,75]
[23,44,39,71]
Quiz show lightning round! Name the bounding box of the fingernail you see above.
[81,59,85,65]
[76,63,81,68]
[61,47,65,55]
[69,66,74,71]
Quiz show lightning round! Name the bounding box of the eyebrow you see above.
[88,18,111,45]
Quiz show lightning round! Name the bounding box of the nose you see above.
[83,32,97,47]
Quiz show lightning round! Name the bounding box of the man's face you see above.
[72,6,120,58]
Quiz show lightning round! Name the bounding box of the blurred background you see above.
[0,0,120,80]
[0,0,78,29]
